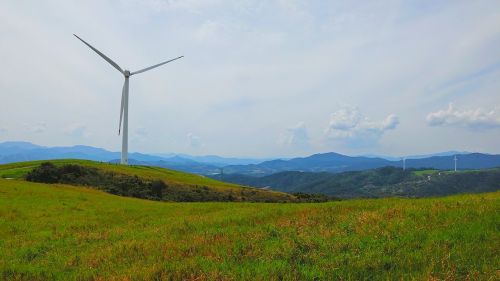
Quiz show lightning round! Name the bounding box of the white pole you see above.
[403,158,406,171]
[454,155,457,172]
[121,77,129,165]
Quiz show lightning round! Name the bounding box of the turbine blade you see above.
[118,79,127,135]
[131,56,183,75]
[73,34,124,74]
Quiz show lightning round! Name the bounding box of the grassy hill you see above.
[0,160,295,202]
[214,167,500,198]
[0,179,498,280]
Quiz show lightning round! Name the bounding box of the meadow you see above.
[0,159,242,188]
[0,178,498,280]
[0,160,295,202]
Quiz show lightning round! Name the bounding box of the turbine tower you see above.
[454,155,458,172]
[74,34,183,164]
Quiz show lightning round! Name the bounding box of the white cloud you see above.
[187,133,203,148]
[134,127,148,137]
[29,122,47,134]
[194,20,220,43]
[382,114,399,130]
[325,107,399,147]
[278,121,310,150]
[426,104,500,130]
[131,127,149,145]
[327,108,362,131]
[64,123,91,138]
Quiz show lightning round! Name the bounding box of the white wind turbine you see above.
[74,34,183,165]
[454,155,458,172]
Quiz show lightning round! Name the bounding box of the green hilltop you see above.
[0,160,296,202]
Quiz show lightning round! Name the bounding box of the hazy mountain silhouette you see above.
[1,141,499,176]
[223,152,500,176]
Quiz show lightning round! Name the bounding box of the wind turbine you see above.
[74,34,183,165]
[454,155,458,172]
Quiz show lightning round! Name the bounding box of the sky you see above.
[0,0,499,158]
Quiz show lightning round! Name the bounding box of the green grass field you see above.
[0,160,295,202]
[0,178,498,280]
[412,169,481,177]
[0,159,243,188]
[412,169,441,176]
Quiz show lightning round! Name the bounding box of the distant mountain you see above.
[361,151,469,161]
[223,152,500,176]
[154,153,270,167]
[0,141,42,150]
[223,152,395,176]
[0,141,179,164]
[1,141,499,176]
[404,153,500,170]
[403,151,471,159]
[0,142,116,163]
[213,167,500,198]
[0,141,234,174]
[109,158,220,175]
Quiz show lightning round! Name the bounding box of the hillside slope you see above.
[214,167,500,198]
[0,160,295,202]
[0,179,497,280]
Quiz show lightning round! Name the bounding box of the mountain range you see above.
[222,152,500,176]
[1,141,499,176]
[360,151,470,161]
[0,141,261,174]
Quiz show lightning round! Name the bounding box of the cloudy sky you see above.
[1,0,499,157]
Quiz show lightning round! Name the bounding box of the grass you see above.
[0,178,498,280]
[413,169,441,176]
[0,160,294,202]
[412,169,490,177]
[0,159,241,188]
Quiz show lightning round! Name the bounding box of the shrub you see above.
[292,192,331,202]
[26,163,166,201]
[26,162,60,183]
[150,180,165,199]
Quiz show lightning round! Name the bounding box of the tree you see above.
[151,180,165,199]
[26,162,60,183]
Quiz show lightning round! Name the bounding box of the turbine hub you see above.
[124,70,131,77]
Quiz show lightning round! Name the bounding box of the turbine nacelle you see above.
[124,70,131,77]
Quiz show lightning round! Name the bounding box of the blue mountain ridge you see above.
[0,141,499,176]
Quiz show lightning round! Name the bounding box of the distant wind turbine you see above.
[454,155,458,172]
[74,34,183,164]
